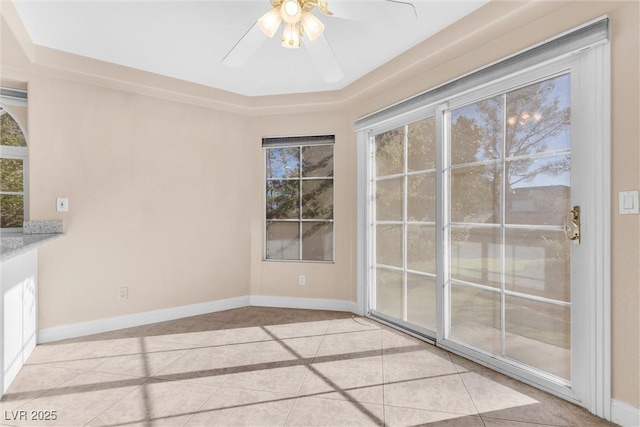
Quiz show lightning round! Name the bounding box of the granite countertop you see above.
[0,221,63,262]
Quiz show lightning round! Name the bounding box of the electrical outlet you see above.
[118,287,128,299]
[56,197,69,212]
[299,275,306,286]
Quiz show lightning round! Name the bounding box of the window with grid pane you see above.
[1,106,28,230]
[264,136,334,261]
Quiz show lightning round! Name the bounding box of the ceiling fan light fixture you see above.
[258,7,282,37]
[281,0,302,24]
[281,23,301,48]
[300,12,324,41]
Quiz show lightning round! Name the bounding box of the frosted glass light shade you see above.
[300,12,324,41]
[258,8,282,37]
[281,0,302,24]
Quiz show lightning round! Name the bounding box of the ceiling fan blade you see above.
[384,0,417,18]
[222,22,267,67]
[327,0,417,21]
[304,34,343,83]
[324,0,363,21]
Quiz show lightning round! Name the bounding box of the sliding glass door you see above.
[446,73,572,381]
[361,22,609,414]
[365,53,605,403]
[371,116,437,336]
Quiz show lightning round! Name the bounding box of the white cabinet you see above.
[0,249,37,396]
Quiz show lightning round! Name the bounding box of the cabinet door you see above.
[2,272,23,390]
[22,255,37,360]
[2,250,37,394]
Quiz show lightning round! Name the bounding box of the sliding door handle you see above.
[564,206,581,244]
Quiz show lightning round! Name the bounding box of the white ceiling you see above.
[12,0,488,97]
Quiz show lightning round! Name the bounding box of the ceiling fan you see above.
[222,0,417,83]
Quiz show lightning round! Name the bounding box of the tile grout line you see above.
[445,350,485,425]
[446,352,586,427]
[480,415,571,427]
[9,365,85,413]
[79,348,189,381]
[557,399,607,426]
[150,339,203,382]
[216,345,246,390]
[302,319,331,372]
[382,402,485,417]
[447,352,589,427]
[455,365,485,423]
[82,376,153,426]
[176,317,329,425]
[25,340,197,369]
[138,314,252,425]
[180,384,222,427]
[214,327,277,390]
[186,384,299,426]
[282,319,332,426]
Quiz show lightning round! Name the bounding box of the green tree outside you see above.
[0,109,27,228]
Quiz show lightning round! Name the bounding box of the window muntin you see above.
[264,140,334,262]
[372,116,437,332]
[369,73,573,375]
[447,73,572,380]
[0,106,28,230]
[0,158,25,228]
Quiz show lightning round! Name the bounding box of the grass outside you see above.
[375,273,570,350]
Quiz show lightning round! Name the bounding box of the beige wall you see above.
[608,0,640,410]
[1,0,638,409]
[28,76,251,326]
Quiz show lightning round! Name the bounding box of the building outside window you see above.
[264,135,334,262]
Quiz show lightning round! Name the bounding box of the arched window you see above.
[0,90,28,231]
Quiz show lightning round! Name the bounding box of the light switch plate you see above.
[56,197,69,212]
[619,191,639,214]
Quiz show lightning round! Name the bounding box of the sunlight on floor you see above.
[0,307,612,426]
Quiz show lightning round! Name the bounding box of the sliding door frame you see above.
[365,106,440,340]
[439,60,576,397]
[356,37,610,419]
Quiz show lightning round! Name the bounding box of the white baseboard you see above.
[37,296,250,343]
[37,295,359,343]
[612,399,640,427]
[249,295,358,313]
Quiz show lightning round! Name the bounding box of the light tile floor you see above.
[0,307,616,426]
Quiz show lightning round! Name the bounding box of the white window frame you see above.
[356,19,610,420]
[437,59,581,398]
[1,90,29,233]
[263,136,335,263]
[367,112,440,341]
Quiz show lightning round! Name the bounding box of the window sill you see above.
[262,258,335,265]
